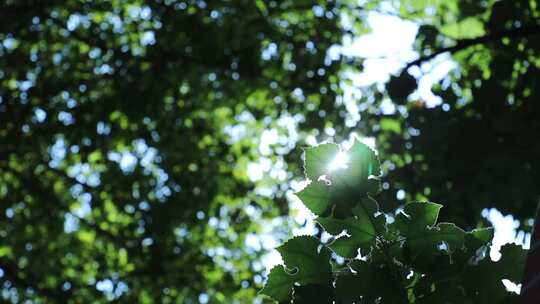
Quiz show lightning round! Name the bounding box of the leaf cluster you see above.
[261,140,526,303]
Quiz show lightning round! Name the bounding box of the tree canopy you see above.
[356,0,540,229]
[0,0,537,303]
[0,1,352,302]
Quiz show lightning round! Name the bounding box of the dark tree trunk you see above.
[520,203,540,303]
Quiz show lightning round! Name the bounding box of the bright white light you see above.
[328,152,349,171]
[502,279,522,294]
[483,208,529,260]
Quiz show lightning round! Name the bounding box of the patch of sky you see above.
[96,278,129,300]
[128,5,153,21]
[138,201,151,212]
[67,14,82,31]
[223,111,255,143]
[63,213,80,233]
[33,107,47,123]
[58,111,75,125]
[482,208,530,260]
[140,31,156,46]
[64,190,93,233]
[89,48,102,59]
[2,36,18,50]
[49,137,67,168]
[17,80,33,91]
[261,42,278,61]
[97,121,111,135]
[94,64,114,75]
[119,152,137,172]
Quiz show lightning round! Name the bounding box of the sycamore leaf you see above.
[317,216,374,258]
[261,236,332,302]
[414,275,468,304]
[260,266,294,302]
[296,139,382,218]
[395,203,464,250]
[463,227,493,263]
[462,243,527,303]
[465,227,493,250]
[277,235,332,285]
[303,143,339,181]
[494,243,527,283]
[293,283,334,304]
[347,139,381,177]
[394,202,467,269]
[335,274,364,303]
[295,181,331,215]
[317,198,385,258]
[329,140,381,198]
[335,261,372,303]
[395,202,442,233]
[336,260,404,303]
[404,223,466,266]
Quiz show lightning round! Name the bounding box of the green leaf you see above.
[303,143,340,181]
[336,260,404,303]
[327,140,382,217]
[335,260,372,302]
[495,243,527,282]
[298,140,382,218]
[395,202,442,235]
[462,243,527,303]
[317,198,384,258]
[405,223,465,265]
[335,274,363,303]
[260,266,295,302]
[277,235,332,285]
[347,139,381,177]
[465,228,493,248]
[414,276,469,304]
[394,203,466,269]
[352,197,386,232]
[293,283,334,304]
[330,140,381,195]
[319,221,372,258]
[261,236,333,302]
[463,227,493,262]
[394,202,463,254]
[295,181,331,216]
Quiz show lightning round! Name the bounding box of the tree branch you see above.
[405,24,540,70]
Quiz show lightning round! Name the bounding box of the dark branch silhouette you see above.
[405,24,540,70]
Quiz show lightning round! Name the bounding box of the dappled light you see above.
[0,0,538,303]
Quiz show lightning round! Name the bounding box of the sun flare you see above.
[327,151,349,171]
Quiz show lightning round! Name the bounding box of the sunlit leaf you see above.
[296,181,331,216]
[303,143,340,181]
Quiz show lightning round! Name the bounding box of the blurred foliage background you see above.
[0,0,538,303]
